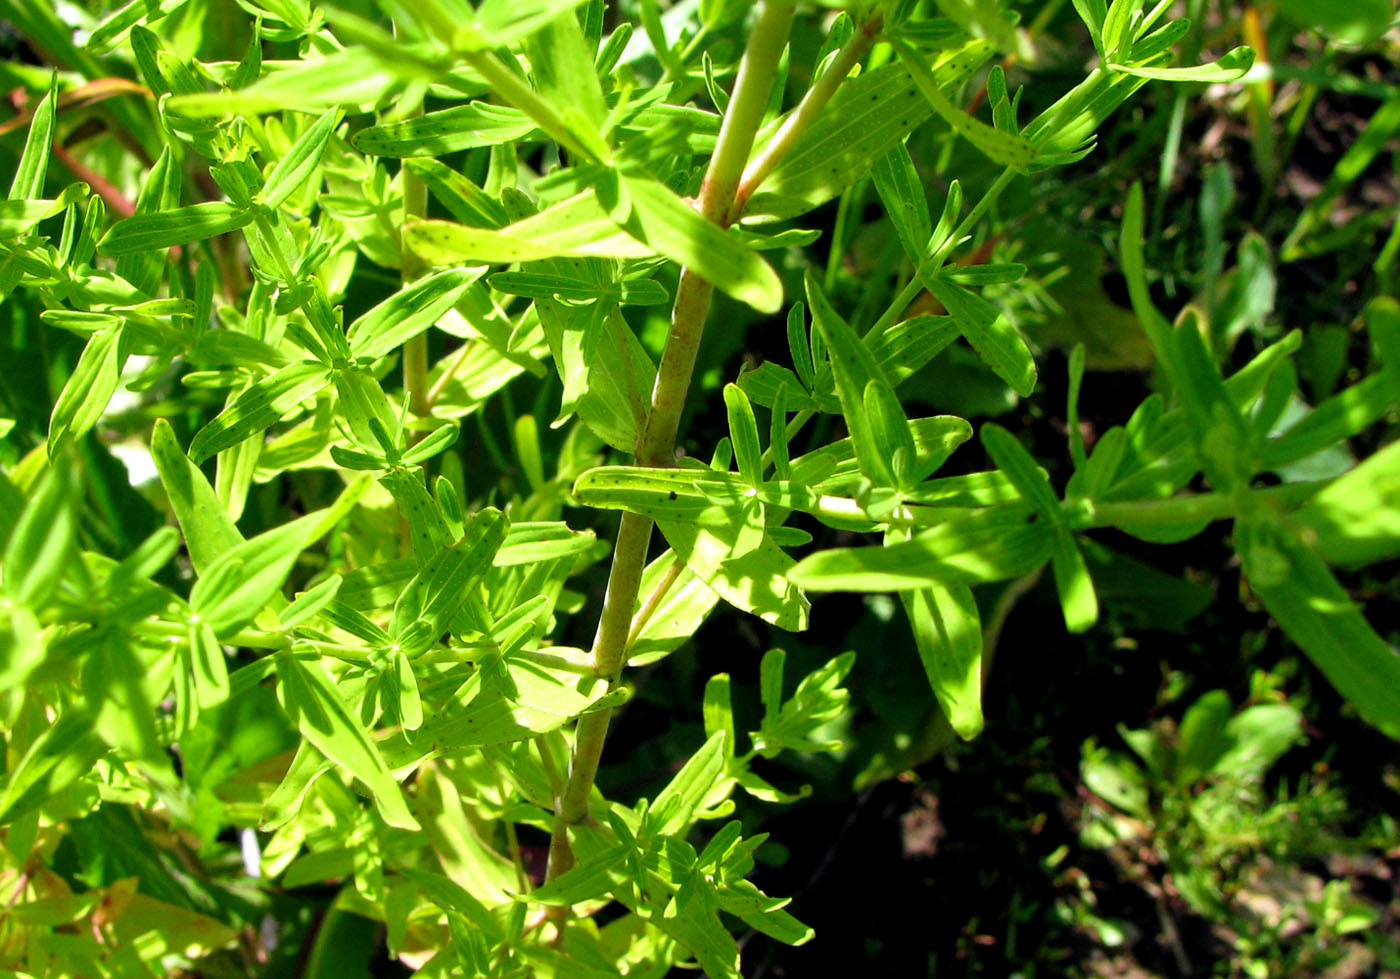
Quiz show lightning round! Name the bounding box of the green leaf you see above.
[790,505,1052,591]
[83,635,173,778]
[150,418,244,575]
[8,75,56,201]
[1174,689,1232,786]
[0,183,91,238]
[628,555,720,667]
[901,584,983,740]
[1294,439,1400,567]
[656,517,809,632]
[381,467,453,560]
[1,465,75,608]
[404,158,508,228]
[926,279,1036,397]
[1110,46,1255,82]
[97,201,254,256]
[804,271,912,488]
[48,323,125,453]
[648,731,727,837]
[893,39,1038,169]
[282,575,344,629]
[183,618,231,718]
[753,651,854,756]
[980,424,1058,516]
[353,104,538,157]
[85,0,191,53]
[748,41,995,221]
[1259,374,1397,473]
[348,267,485,360]
[537,297,654,452]
[188,361,331,464]
[981,422,1099,631]
[872,141,933,264]
[191,485,366,636]
[389,508,508,645]
[1236,516,1400,741]
[1050,531,1098,633]
[261,108,340,207]
[724,385,763,485]
[873,314,961,386]
[621,176,782,314]
[1099,0,1136,58]
[389,648,423,731]
[0,710,105,824]
[405,192,651,265]
[462,0,591,49]
[523,9,607,130]
[495,522,597,567]
[167,47,401,115]
[1213,704,1303,780]
[276,654,421,829]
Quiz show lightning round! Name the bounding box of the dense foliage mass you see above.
[1,0,1397,975]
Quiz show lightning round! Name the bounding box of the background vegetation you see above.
[1,1,1398,977]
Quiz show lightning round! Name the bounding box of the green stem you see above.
[864,166,1018,342]
[732,12,882,220]
[625,554,686,652]
[1082,482,1323,530]
[401,122,430,430]
[545,0,798,888]
[758,407,815,470]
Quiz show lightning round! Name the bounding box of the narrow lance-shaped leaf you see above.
[648,731,728,838]
[872,141,933,265]
[621,176,782,314]
[190,480,367,636]
[48,322,125,453]
[894,39,1037,169]
[98,201,254,256]
[353,104,538,158]
[188,361,331,464]
[459,0,592,50]
[982,423,1098,631]
[901,583,984,740]
[403,157,508,228]
[1,465,76,608]
[748,41,995,222]
[0,186,91,238]
[724,385,763,485]
[1110,46,1254,82]
[261,107,340,207]
[1236,516,1400,741]
[789,505,1053,591]
[150,418,244,574]
[523,9,607,130]
[926,279,1037,397]
[405,192,651,265]
[390,508,508,643]
[276,653,422,829]
[85,0,191,54]
[348,267,486,360]
[804,271,909,488]
[8,75,56,201]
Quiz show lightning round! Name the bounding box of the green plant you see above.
[1077,679,1398,979]
[1,0,1397,975]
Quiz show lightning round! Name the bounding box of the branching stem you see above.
[545,0,799,887]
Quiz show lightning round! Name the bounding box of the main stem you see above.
[545,0,798,886]
[401,101,431,431]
